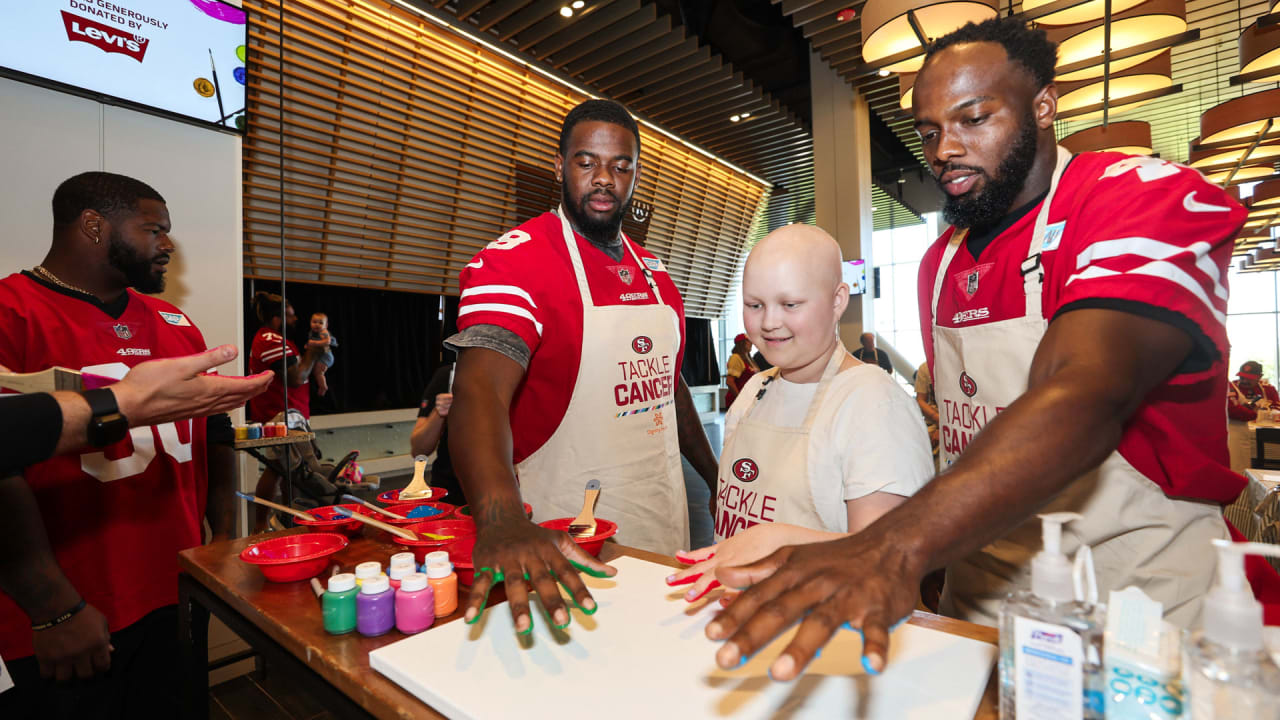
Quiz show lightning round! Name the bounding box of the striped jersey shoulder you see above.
[457,213,568,339]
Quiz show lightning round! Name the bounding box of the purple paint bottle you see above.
[395,573,435,635]
[356,574,395,637]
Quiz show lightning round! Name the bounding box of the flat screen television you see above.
[843,259,867,295]
[0,0,247,132]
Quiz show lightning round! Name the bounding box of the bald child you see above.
[668,224,934,599]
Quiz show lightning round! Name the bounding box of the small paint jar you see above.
[388,563,413,590]
[426,560,458,617]
[356,574,395,637]
[322,573,358,635]
[389,552,416,573]
[424,551,449,567]
[234,425,249,441]
[274,421,288,437]
[354,561,381,587]
[246,423,262,440]
[395,573,435,635]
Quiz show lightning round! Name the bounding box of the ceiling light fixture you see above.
[1237,14,1280,84]
[861,0,998,73]
[1198,87,1280,148]
[740,112,750,119]
[878,68,891,77]
[1059,120,1153,155]
[572,0,585,8]
[559,6,573,18]
[836,8,857,22]
[899,72,916,111]
[1055,50,1174,121]
[730,114,740,122]
[1021,0,1149,26]
[1047,0,1188,83]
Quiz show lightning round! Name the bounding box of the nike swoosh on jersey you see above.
[466,259,484,269]
[1183,191,1230,213]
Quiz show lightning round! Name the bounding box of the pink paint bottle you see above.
[395,573,435,634]
[356,574,395,637]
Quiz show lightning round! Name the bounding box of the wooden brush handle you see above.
[240,493,316,522]
[337,509,418,541]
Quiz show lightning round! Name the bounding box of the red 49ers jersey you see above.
[457,211,686,463]
[247,325,309,422]
[0,272,209,660]
[917,151,1246,504]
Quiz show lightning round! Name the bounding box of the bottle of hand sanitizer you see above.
[998,512,1105,719]
[1182,540,1280,719]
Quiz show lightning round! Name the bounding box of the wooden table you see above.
[179,531,998,719]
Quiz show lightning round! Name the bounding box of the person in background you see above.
[409,362,464,505]
[247,292,328,532]
[669,225,933,600]
[308,312,338,396]
[702,17,1277,681]
[449,99,720,637]
[914,361,940,457]
[724,332,759,406]
[0,172,243,717]
[1227,360,1280,473]
[850,332,892,374]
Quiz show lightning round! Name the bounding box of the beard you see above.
[107,228,166,294]
[939,112,1040,231]
[561,178,629,248]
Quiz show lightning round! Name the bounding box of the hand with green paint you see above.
[463,498,615,634]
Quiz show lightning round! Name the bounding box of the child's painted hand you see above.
[665,524,800,603]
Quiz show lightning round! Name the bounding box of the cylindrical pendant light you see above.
[1252,178,1280,209]
[1047,0,1187,83]
[1022,0,1151,26]
[899,72,916,111]
[1055,50,1172,120]
[1199,87,1280,146]
[861,0,998,73]
[1059,121,1153,155]
[1241,16,1280,84]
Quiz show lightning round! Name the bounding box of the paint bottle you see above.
[234,425,249,442]
[322,573,358,635]
[246,423,262,440]
[390,551,416,569]
[388,563,413,590]
[354,561,381,587]
[356,574,395,637]
[426,560,458,617]
[424,550,449,568]
[395,573,436,635]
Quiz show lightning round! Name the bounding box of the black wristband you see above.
[31,598,87,631]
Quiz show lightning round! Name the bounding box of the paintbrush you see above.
[0,367,115,393]
[234,491,318,522]
[208,49,226,127]
[332,506,454,542]
[339,493,406,520]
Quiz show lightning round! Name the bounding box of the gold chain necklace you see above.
[32,265,97,298]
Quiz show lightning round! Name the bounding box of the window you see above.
[873,214,938,383]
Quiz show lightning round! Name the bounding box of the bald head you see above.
[745,224,844,296]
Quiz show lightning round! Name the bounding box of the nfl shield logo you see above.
[966,271,979,296]
[618,267,633,285]
[113,324,133,340]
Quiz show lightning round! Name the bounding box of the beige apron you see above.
[933,147,1227,628]
[714,343,848,541]
[515,210,689,555]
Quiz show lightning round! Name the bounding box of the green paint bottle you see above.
[323,573,359,635]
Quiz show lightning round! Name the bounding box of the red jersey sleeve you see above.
[1053,155,1245,376]
[0,279,28,372]
[250,329,294,372]
[457,227,549,355]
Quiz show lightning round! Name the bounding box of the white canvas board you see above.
[370,556,996,719]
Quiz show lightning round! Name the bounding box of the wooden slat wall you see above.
[242,0,768,319]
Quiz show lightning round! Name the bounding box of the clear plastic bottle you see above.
[1182,540,1280,720]
[998,512,1105,719]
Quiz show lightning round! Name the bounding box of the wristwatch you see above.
[83,388,129,447]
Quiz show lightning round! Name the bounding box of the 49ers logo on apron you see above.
[959,371,978,398]
[632,335,652,354]
[731,458,759,482]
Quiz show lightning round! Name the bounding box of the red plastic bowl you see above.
[443,535,477,586]
[456,502,532,519]
[377,487,447,505]
[538,517,619,557]
[292,504,369,537]
[379,501,456,526]
[239,533,348,582]
[392,518,477,563]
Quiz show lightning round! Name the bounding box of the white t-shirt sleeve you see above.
[810,367,935,530]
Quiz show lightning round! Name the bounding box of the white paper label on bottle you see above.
[1015,616,1084,720]
[0,652,13,693]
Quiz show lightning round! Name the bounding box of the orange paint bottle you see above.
[425,560,458,617]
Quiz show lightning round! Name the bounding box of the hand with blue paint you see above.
[703,527,923,682]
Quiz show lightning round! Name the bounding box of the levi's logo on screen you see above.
[61,10,150,63]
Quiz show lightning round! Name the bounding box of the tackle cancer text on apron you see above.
[933,147,1227,628]
[515,210,689,555]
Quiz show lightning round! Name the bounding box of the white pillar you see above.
[810,51,875,350]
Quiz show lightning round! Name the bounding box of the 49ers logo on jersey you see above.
[631,336,652,354]
[959,371,978,398]
[731,458,759,483]
[62,11,150,63]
